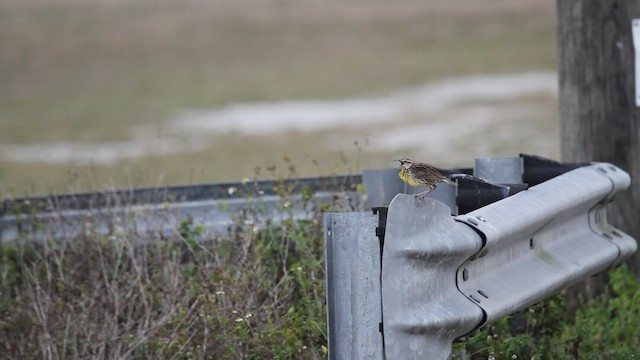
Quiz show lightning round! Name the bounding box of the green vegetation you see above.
[0,195,333,358]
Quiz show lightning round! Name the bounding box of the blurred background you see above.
[0,0,558,197]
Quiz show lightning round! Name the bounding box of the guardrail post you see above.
[324,211,384,360]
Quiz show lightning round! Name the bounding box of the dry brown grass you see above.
[0,187,341,358]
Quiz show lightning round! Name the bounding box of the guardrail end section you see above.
[589,163,637,265]
[324,211,383,360]
[382,194,484,359]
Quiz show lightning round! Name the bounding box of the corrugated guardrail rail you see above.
[0,154,590,244]
[1,175,361,243]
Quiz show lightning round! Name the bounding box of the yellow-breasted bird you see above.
[396,158,457,199]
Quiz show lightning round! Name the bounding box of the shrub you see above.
[0,198,331,359]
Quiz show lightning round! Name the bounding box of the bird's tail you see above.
[443,177,458,186]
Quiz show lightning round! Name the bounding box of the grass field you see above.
[0,0,558,197]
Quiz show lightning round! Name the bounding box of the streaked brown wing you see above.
[411,162,446,185]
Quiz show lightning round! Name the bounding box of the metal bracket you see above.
[633,19,640,107]
[372,207,388,268]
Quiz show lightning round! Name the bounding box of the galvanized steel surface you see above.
[1,175,361,243]
[1,191,361,243]
[474,157,523,184]
[455,163,636,324]
[381,195,484,359]
[634,19,640,106]
[325,212,383,360]
[0,175,361,214]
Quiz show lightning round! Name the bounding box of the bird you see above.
[396,158,457,200]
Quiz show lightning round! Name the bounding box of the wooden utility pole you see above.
[558,0,640,302]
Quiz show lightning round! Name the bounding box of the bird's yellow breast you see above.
[399,168,422,187]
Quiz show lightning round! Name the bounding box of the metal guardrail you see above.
[0,175,361,215]
[454,164,635,323]
[0,175,361,243]
[325,158,636,359]
[0,154,594,244]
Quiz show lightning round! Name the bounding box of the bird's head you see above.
[395,158,413,169]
